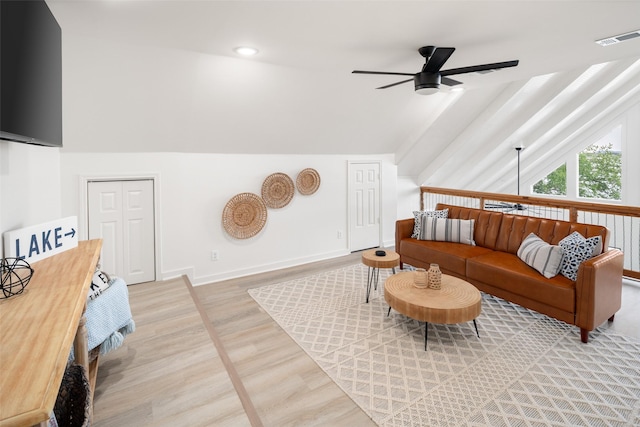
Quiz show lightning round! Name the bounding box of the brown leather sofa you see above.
[396,203,624,343]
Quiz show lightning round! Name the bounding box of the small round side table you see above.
[361,248,400,303]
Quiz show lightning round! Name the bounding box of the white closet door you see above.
[348,162,381,251]
[88,180,155,284]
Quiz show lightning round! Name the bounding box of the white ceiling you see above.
[47,0,640,188]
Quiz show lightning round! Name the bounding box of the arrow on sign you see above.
[65,228,76,238]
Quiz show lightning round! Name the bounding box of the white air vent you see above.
[596,30,640,46]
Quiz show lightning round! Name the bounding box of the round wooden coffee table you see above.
[361,249,400,303]
[384,271,481,350]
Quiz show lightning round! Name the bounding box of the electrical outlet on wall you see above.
[337,230,343,239]
[211,250,219,261]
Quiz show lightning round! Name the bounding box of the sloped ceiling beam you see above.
[516,68,640,194]
[404,56,640,193]
[395,93,464,167]
[413,80,527,186]
[490,58,640,194]
[446,69,589,191]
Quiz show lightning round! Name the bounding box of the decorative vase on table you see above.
[414,268,428,288]
[428,263,442,290]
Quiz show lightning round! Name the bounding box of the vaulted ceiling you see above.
[47,1,640,190]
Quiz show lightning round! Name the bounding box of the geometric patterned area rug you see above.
[248,264,640,427]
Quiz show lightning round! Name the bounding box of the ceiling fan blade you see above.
[440,60,519,76]
[441,76,462,86]
[377,78,414,89]
[423,47,455,73]
[352,70,415,77]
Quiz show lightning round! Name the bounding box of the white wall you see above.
[53,33,401,285]
[61,152,397,285]
[396,176,421,220]
[0,141,62,257]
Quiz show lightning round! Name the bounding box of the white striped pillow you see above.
[417,217,476,246]
[517,233,564,279]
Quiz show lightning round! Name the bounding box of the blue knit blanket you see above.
[86,276,135,354]
[68,276,135,362]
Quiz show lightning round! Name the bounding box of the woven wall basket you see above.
[222,193,268,239]
[262,173,295,209]
[296,168,321,195]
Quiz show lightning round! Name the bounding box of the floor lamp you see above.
[515,146,523,195]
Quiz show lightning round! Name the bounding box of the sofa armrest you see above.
[396,218,414,251]
[574,248,624,335]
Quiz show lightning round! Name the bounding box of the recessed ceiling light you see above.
[234,46,259,56]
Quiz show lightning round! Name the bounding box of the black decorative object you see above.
[54,363,91,427]
[1,257,34,299]
[375,250,386,257]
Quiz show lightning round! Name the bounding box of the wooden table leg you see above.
[74,311,89,372]
[73,306,92,422]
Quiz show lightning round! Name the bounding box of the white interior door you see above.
[349,162,381,251]
[88,180,155,284]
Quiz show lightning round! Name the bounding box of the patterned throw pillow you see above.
[412,209,448,238]
[417,217,476,246]
[517,233,564,279]
[558,231,602,281]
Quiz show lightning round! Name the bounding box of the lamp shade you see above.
[416,87,439,95]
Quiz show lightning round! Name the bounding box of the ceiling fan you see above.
[352,46,519,95]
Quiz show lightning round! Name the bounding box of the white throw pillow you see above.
[517,233,564,279]
[558,231,602,281]
[411,209,448,238]
[88,269,111,301]
[417,217,475,246]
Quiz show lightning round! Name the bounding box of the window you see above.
[578,126,622,201]
[532,124,622,201]
[533,163,566,196]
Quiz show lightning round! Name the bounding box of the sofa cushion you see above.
[436,204,504,249]
[467,251,575,313]
[399,238,492,277]
[417,217,475,245]
[411,209,449,238]
[558,231,602,281]
[517,233,564,279]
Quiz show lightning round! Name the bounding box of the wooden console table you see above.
[0,239,102,427]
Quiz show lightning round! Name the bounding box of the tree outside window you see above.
[578,143,621,200]
[533,163,566,196]
[533,125,622,201]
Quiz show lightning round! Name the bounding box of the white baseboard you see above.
[168,249,351,287]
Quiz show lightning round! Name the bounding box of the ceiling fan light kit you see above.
[353,45,519,95]
[414,72,441,95]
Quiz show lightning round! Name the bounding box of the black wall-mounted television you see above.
[1,0,63,147]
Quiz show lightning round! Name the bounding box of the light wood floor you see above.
[93,253,640,426]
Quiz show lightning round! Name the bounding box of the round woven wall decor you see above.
[222,193,267,239]
[261,173,295,209]
[296,168,321,195]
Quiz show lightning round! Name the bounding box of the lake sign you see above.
[3,216,78,263]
